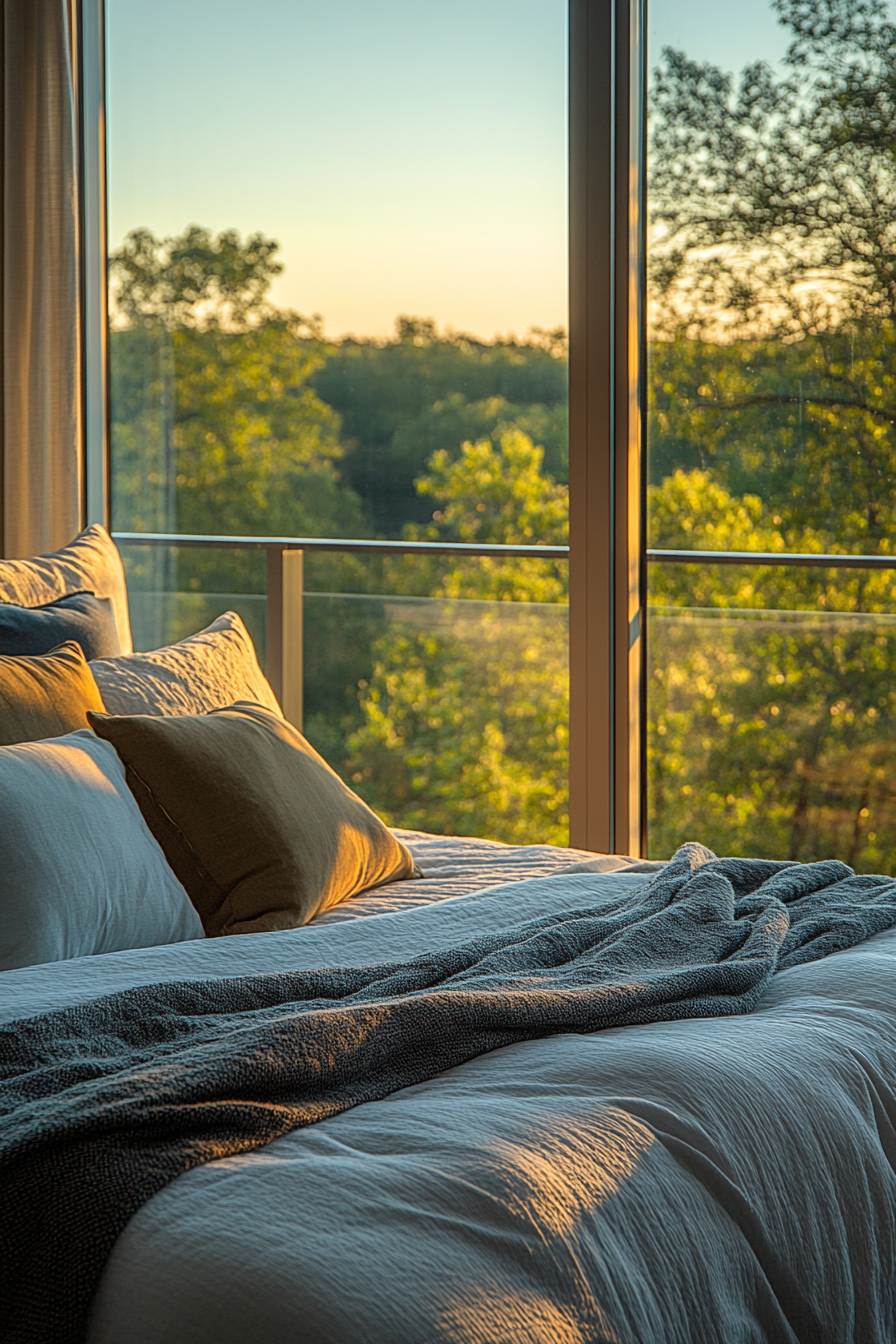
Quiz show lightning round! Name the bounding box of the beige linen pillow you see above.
[90,611,281,717]
[0,524,132,654]
[0,641,107,746]
[89,701,418,935]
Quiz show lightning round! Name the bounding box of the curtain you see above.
[1,0,83,559]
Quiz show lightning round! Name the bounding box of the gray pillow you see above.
[0,592,121,660]
[0,730,204,970]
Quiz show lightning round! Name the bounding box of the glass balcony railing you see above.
[115,535,570,847]
[118,533,896,869]
[647,559,896,873]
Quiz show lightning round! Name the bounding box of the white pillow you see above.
[0,524,133,654]
[0,730,203,970]
[90,611,282,718]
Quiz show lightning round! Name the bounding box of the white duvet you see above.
[1,834,893,1344]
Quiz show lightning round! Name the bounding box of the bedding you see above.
[89,702,418,934]
[0,592,121,661]
[89,611,280,718]
[0,641,106,746]
[0,525,132,654]
[1,842,893,1344]
[0,832,646,1022]
[315,828,663,922]
[0,730,203,970]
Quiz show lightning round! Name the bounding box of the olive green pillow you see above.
[89,701,418,936]
[0,641,106,746]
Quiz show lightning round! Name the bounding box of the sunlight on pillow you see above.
[0,524,132,654]
[89,701,417,935]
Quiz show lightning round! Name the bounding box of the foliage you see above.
[396,429,568,602]
[345,433,569,842]
[648,471,896,870]
[649,0,896,338]
[648,0,896,560]
[110,224,286,331]
[112,322,361,540]
[643,0,896,870]
[110,227,365,595]
[649,322,896,553]
[310,319,568,534]
[345,613,569,844]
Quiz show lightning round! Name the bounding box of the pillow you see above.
[0,523,132,654]
[90,610,281,717]
[89,701,418,935]
[0,730,203,971]
[0,641,107,747]
[0,591,121,660]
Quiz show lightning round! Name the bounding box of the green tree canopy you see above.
[110,224,288,331]
[110,227,365,594]
[346,432,569,843]
[311,318,568,535]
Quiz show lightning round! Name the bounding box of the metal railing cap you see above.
[112,531,571,560]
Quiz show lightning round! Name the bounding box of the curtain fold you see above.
[1,0,83,560]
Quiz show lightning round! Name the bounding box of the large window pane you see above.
[646,0,896,867]
[106,0,569,841]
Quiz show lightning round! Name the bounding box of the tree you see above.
[345,432,569,842]
[649,470,896,870]
[649,0,896,548]
[310,318,568,535]
[109,227,366,603]
[645,0,896,868]
[110,224,285,330]
[650,0,896,339]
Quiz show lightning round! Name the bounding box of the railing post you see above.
[265,546,303,730]
[281,549,304,730]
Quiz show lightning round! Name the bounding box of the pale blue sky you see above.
[650,0,791,75]
[107,0,816,340]
[107,0,568,339]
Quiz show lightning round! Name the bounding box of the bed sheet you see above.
[2,862,892,1344]
[314,828,661,922]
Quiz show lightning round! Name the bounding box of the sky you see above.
[107,0,806,342]
[106,0,568,340]
[649,0,791,76]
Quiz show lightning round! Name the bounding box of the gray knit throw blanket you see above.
[2,843,895,1344]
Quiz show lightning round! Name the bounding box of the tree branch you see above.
[693,391,896,423]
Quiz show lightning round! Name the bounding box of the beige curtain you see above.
[1,0,83,559]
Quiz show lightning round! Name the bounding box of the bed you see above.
[2,828,894,1344]
[1,530,894,1343]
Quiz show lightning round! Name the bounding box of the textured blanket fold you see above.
[2,841,895,1344]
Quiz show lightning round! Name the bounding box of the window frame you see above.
[76,0,110,529]
[568,0,646,855]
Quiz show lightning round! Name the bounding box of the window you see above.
[104,0,573,845]
[108,0,894,866]
[646,0,896,871]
